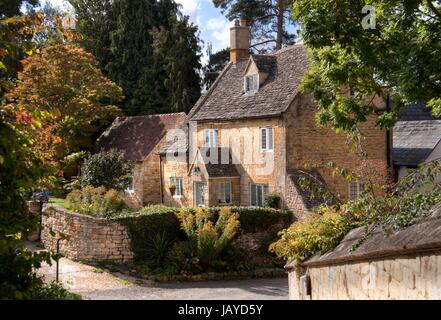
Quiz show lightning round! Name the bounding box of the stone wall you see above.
[287,207,441,300]
[41,204,133,262]
[284,94,389,204]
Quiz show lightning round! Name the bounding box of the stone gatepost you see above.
[285,260,309,300]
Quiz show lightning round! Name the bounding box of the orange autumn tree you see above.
[6,44,123,167]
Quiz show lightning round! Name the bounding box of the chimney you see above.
[230,19,250,63]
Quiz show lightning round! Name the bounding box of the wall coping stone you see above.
[293,205,441,268]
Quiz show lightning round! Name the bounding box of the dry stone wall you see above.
[41,204,133,262]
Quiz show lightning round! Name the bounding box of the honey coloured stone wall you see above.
[41,204,133,262]
[284,94,389,205]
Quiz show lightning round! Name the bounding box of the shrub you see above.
[271,160,441,263]
[80,150,133,191]
[116,206,183,261]
[30,282,81,300]
[263,193,282,209]
[66,186,127,218]
[209,207,293,233]
[143,231,175,270]
[171,207,241,271]
[270,206,354,263]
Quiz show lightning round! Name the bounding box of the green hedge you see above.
[113,206,184,261]
[112,206,293,260]
[209,207,293,233]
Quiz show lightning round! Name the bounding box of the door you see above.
[195,183,206,207]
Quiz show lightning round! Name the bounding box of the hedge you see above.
[112,206,293,260]
[209,207,293,233]
[112,206,184,261]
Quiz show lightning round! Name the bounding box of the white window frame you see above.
[204,129,219,148]
[170,177,184,198]
[250,184,269,207]
[244,74,259,93]
[125,174,135,193]
[218,182,233,205]
[348,182,365,200]
[260,127,274,152]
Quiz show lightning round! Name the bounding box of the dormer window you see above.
[245,74,259,93]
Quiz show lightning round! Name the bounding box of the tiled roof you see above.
[96,113,186,162]
[189,45,309,122]
[191,148,240,178]
[393,120,441,166]
[399,103,440,121]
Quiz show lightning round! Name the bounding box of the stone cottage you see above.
[96,113,186,207]
[159,20,390,215]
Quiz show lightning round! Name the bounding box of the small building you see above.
[393,103,441,180]
[96,113,186,208]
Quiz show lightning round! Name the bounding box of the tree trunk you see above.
[276,0,284,50]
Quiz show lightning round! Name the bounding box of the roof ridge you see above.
[116,112,186,120]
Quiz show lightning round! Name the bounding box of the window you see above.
[170,177,184,197]
[204,129,218,148]
[125,175,134,193]
[245,74,259,93]
[348,182,365,200]
[251,184,269,207]
[260,127,274,152]
[218,182,232,204]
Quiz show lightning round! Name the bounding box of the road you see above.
[38,255,289,300]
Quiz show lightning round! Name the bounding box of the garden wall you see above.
[42,205,292,264]
[286,206,441,300]
[41,204,134,262]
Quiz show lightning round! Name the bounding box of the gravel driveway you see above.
[38,256,289,300]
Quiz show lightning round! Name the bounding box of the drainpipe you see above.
[385,95,395,180]
[159,154,164,205]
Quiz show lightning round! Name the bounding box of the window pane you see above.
[214,129,218,147]
[261,129,267,150]
[204,130,209,147]
[225,183,231,203]
[268,128,274,150]
[257,185,263,207]
[251,184,257,206]
[219,183,225,203]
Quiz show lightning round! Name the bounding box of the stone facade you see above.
[284,94,389,207]
[41,204,133,262]
[162,95,389,213]
[287,207,441,300]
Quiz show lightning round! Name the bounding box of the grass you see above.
[49,198,72,210]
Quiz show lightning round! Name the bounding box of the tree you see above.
[213,0,297,51]
[69,0,202,115]
[80,149,134,191]
[5,44,123,164]
[203,47,229,90]
[0,13,54,300]
[0,13,44,98]
[0,0,38,19]
[68,0,115,72]
[293,0,441,134]
[151,0,202,113]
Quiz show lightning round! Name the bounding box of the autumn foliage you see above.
[6,44,123,165]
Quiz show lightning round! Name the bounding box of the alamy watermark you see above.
[362,5,376,30]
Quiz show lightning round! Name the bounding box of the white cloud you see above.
[205,17,232,50]
[176,0,201,21]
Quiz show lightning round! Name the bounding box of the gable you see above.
[189,45,309,122]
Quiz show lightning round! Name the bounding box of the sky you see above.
[43,0,233,62]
